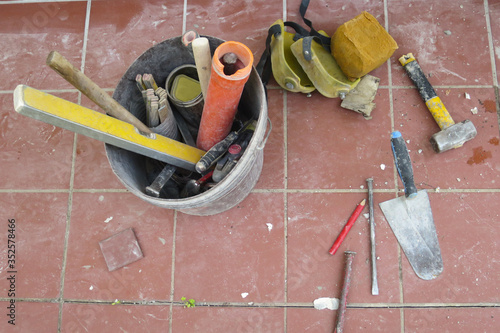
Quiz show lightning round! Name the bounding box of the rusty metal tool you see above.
[399,53,477,153]
[334,251,356,333]
[366,178,379,295]
[46,51,153,135]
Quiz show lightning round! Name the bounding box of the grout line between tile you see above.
[282,88,288,332]
[57,1,92,331]
[168,210,178,333]
[283,0,287,22]
[79,0,91,75]
[2,188,500,194]
[253,188,500,193]
[484,0,499,88]
[384,0,395,134]
[56,134,77,332]
[7,297,500,309]
[182,0,187,35]
[0,0,86,4]
[384,1,404,331]
[484,0,500,133]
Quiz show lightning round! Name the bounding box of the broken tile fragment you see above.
[99,228,144,271]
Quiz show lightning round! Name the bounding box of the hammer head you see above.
[430,120,477,153]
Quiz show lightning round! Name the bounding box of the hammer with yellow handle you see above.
[399,53,477,153]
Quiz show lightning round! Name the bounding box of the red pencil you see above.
[329,199,366,255]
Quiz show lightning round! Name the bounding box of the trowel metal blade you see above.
[379,190,443,280]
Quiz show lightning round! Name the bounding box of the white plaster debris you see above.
[313,297,339,310]
[457,178,461,182]
[436,187,441,193]
[158,237,166,245]
[89,285,94,291]
[266,223,273,232]
[363,213,370,219]
[104,216,113,224]
[241,292,249,299]
[465,92,471,99]
[471,107,478,114]
[406,139,410,144]
[380,164,386,170]
[360,185,364,189]
[418,149,423,154]
[99,195,104,202]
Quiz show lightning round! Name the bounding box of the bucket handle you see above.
[257,117,272,150]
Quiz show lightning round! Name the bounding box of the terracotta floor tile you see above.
[287,89,394,190]
[85,0,184,89]
[402,192,500,303]
[287,192,400,304]
[72,135,125,189]
[64,192,174,301]
[389,0,492,86]
[0,301,59,332]
[287,308,401,333]
[393,87,500,190]
[0,193,67,299]
[185,0,282,57]
[71,92,125,189]
[172,306,284,332]
[0,2,87,91]
[256,89,285,189]
[405,308,500,332]
[174,193,285,303]
[61,303,170,332]
[1,92,76,190]
[1,0,500,329]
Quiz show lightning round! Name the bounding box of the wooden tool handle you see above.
[46,51,152,134]
[192,37,212,99]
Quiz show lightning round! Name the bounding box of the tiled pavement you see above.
[1,0,500,332]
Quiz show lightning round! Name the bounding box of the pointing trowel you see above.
[379,131,443,280]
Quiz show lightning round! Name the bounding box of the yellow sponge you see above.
[332,12,398,80]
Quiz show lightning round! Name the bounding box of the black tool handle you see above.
[391,131,417,198]
[195,131,239,173]
[400,54,437,103]
[145,164,177,198]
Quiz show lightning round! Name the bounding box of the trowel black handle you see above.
[391,132,417,198]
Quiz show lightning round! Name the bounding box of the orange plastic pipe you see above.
[196,41,254,151]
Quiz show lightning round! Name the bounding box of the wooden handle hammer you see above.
[399,53,477,153]
[46,51,153,134]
